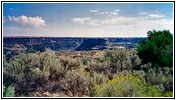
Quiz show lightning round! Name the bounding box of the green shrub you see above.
[130,70,146,82]
[162,91,173,97]
[94,75,163,97]
[137,30,173,68]
[3,49,65,95]
[3,85,15,97]
[145,68,173,92]
[86,72,109,96]
[104,49,141,72]
[139,63,152,72]
[88,72,109,85]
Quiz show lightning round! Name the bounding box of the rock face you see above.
[3,37,82,52]
[75,39,108,51]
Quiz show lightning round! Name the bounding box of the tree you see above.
[137,30,173,68]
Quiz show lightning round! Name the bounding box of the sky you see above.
[3,3,174,37]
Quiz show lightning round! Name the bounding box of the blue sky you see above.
[3,3,174,37]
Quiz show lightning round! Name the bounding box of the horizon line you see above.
[3,36,147,38]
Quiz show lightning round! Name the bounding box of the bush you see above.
[58,56,80,71]
[87,59,110,74]
[87,72,109,85]
[60,69,88,96]
[162,91,173,97]
[137,30,173,68]
[3,85,15,97]
[104,49,141,72]
[130,70,146,82]
[94,75,163,97]
[86,72,109,96]
[139,63,152,72]
[81,56,92,65]
[3,49,65,95]
[145,68,173,92]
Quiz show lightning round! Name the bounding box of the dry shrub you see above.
[59,69,89,96]
[86,72,109,96]
[87,60,110,74]
[104,48,141,72]
[58,56,80,71]
[3,49,64,95]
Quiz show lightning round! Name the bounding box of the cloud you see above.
[148,14,164,18]
[71,14,173,37]
[86,20,99,26]
[139,11,165,18]
[8,15,47,27]
[72,16,137,26]
[4,15,173,37]
[89,9,98,13]
[72,17,91,24]
[89,9,120,16]
[9,8,14,11]
[4,26,22,31]
[139,12,148,15]
[3,16,6,23]
[109,9,119,16]
[101,17,137,25]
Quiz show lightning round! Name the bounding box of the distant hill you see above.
[3,37,83,53]
[75,38,146,51]
[3,37,146,55]
[75,39,107,51]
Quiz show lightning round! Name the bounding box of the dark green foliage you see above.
[3,85,15,97]
[137,30,173,68]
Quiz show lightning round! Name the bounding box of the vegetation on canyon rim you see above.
[3,30,173,97]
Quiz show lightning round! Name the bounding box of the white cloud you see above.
[8,15,47,27]
[139,12,148,15]
[148,14,164,18]
[8,16,12,21]
[101,17,137,25]
[89,9,98,13]
[3,16,6,23]
[115,9,120,12]
[72,17,91,24]
[9,8,14,11]
[89,9,120,16]
[87,20,99,26]
[71,14,173,37]
[4,15,173,37]
[139,11,165,18]
[99,11,109,15]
